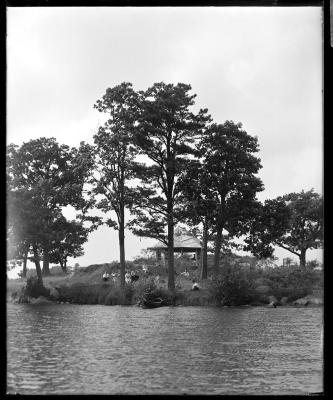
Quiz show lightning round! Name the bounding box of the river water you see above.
[7,303,323,395]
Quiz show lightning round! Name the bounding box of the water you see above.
[7,303,323,395]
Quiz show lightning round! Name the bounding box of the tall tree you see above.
[244,189,323,267]
[197,121,264,276]
[86,82,139,288]
[130,82,210,290]
[178,159,216,279]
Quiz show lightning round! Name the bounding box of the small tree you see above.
[49,217,89,272]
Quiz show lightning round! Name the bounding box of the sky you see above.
[7,6,323,276]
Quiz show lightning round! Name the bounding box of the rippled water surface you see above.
[7,304,323,395]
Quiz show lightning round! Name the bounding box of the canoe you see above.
[141,297,165,308]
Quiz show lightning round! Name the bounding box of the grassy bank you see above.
[7,256,323,307]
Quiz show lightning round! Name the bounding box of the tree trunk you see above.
[213,219,224,276]
[299,248,306,268]
[42,250,50,276]
[32,245,43,285]
[167,209,175,291]
[22,248,28,279]
[60,260,66,273]
[201,218,208,280]
[119,208,126,289]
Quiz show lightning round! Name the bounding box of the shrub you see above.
[306,259,320,269]
[134,277,157,304]
[210,263,254,306]
[133,277,175,305]
[262,265,319,293]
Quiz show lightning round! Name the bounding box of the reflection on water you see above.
[7,304,323,394]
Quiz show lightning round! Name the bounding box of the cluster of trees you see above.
[7,81,323,289]
[243,189,323,268]
[6,138,95,282]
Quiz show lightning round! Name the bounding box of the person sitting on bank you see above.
[130,270,139,282]
[102,271,110,281]
[125,271,131,284]
[191,280,200,291]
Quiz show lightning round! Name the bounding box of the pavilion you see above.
[148,227,202,267]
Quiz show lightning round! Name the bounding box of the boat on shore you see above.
[140,297,165,309]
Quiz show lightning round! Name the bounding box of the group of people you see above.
[102,272,118,282]
[102,265,199,290]
[102,265,152,283]
[125,270,140,283]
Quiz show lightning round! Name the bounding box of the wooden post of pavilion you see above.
[196,248,201,268]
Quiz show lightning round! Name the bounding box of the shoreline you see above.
[7,298,323,308]
[7,263,323,309]
[7,292,323,308]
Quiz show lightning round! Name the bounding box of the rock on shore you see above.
[293,295,323,306]
[29,296,55,305]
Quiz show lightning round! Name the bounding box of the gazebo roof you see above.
[149,227,201,250]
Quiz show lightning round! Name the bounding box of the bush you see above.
[133,277,175,306]
[262,265,319,293]
[210,263,254,306]
[134,277,158,304]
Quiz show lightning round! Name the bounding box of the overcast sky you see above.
[7,6,323,271]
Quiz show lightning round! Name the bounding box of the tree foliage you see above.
[48,216,89,271]
[244,189,323,267]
